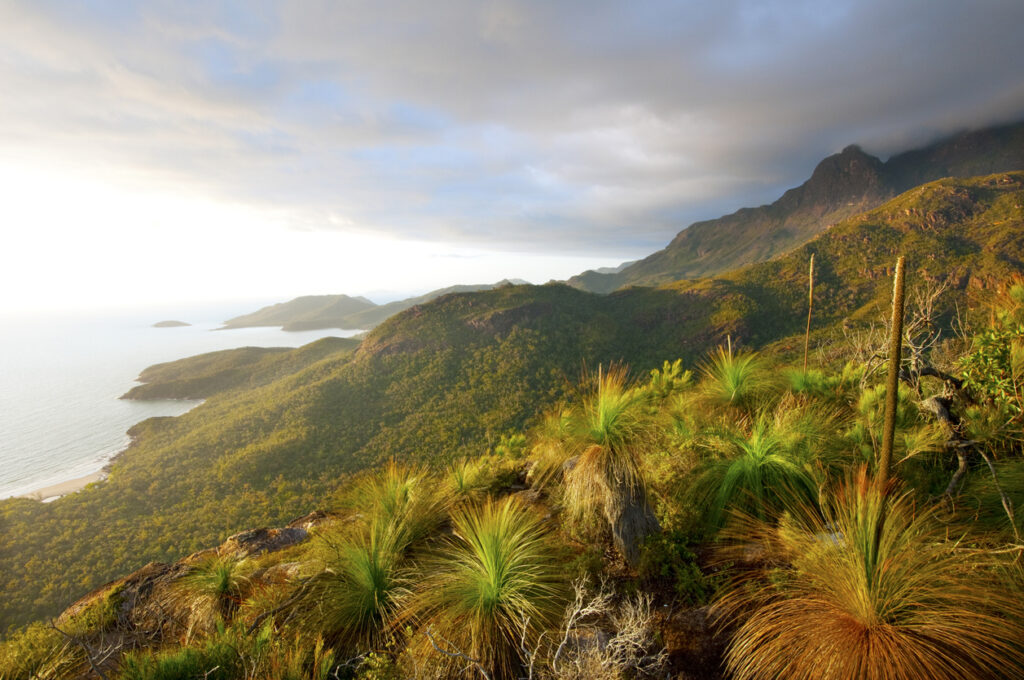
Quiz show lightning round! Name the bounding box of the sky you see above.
[2,1,1024,314]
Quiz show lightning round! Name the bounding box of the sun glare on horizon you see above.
[0,159,623,316]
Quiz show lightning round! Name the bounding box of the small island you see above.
[152,320,191,328]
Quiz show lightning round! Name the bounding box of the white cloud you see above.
[1,0,1023,310]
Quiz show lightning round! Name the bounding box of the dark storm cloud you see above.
[3,0,1023,255]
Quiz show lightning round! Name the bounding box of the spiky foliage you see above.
[527,408,575,490]
[695,399,832,529]
[411,496,565,680]
[342,461,450,544]
[174,555,252,635]
[444,456,516,501]
[561,366,661,564]
[301,464,446,650]
[0,623,86,680]
[716,468,1024,680]
[846,383,946,469]
[300,515,413,651]
[697,344,773,412]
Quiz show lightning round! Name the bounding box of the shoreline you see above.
[17,471,107,502]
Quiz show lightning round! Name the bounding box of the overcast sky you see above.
[2,1,1024,313]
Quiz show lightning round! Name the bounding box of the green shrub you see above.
[638,532,714,606]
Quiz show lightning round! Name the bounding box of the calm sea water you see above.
[0,304,361,499]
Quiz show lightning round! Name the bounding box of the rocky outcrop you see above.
[217,527,309,559]
[55,513,332,640]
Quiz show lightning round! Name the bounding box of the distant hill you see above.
[3,172,1022,628]
[120,337,362,400]
[152,320,190,328]
[220,294,376,331]
[221,280,528,331]
[569,120,1024,292]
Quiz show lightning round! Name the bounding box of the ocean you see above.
[0,304,361,499]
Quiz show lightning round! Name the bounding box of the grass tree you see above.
[561,365,661,565]
[697,343,774,413]
[716,467,1024,680]
[412,496,565,680]
[174,555,253,635]
[300,512,414,651]
[299,463,448,650]
[695,400,832,530]
[344,461,450,544]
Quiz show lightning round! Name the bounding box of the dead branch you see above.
[424,628,491,680]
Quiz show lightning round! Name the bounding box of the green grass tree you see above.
[411,496,565,680]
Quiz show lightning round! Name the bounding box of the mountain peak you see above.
[795,144,885,209]
[568,119,1024,292]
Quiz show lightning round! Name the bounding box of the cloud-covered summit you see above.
[3,1,1024,255]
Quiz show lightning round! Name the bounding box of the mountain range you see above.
[225,121,1024,331]
[2,120,1023,632]
[568,120,1024,292]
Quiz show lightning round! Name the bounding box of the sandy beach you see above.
[18,471,106,502]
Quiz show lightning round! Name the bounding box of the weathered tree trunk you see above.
[603,479,660,566]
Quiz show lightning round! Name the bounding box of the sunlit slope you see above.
[2,172,1023,629]
[571,121,1024,292]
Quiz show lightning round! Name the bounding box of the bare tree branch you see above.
[424,627,492,680]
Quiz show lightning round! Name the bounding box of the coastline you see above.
[18,471,107,502]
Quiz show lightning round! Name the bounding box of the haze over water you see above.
[0,304,359,499]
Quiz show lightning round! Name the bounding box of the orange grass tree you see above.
[715,467,1024,680]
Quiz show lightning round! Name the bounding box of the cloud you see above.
[3,0,1024,257]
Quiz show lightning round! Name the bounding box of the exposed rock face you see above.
[287,508,339,530]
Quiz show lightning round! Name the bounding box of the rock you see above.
[656,605,726,680]
[55,520,317,649]
[218,527,309,559]
[259,561,303,583]
[57,560,193,641]
[287,509,340,531]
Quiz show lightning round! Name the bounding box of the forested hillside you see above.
[2,172,1022,650]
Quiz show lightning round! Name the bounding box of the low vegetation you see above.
[2,173,1024,678]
